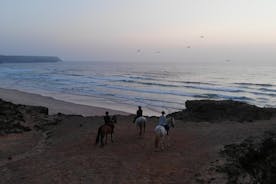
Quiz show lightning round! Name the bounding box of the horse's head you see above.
[111,115,117,124]
[166,116,175,128]
[171,117,175,128]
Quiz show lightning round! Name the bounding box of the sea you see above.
[0,61,276,115]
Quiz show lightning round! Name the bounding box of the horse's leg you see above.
[165,135,170,149]
[111,132,113,143]
[155,135,159,149]
[105,133,108,144]
[161,136,165,150]
[143,122,146,135]
[100,133,104,146]
[139,125,142,136]
[168,135,171,148]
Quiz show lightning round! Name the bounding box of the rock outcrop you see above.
[0,99,49,134]
[171,100,276,122]
[218,131,276,184]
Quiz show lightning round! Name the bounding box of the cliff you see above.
[0,55,62,63]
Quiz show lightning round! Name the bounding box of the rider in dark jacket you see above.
[133,106,143,123]
[137,106,143,117]
[104,111,115,133]
[104,111,111,124]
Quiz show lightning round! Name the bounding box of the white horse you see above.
[154,117,175,150]
[135,116,147,136]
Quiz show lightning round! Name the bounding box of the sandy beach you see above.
[0,88,129,116]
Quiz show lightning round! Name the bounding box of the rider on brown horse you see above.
[95,111,117,146]
[104,111,114,131]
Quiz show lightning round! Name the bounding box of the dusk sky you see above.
[0,0,275,62]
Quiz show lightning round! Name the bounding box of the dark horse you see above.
[95,116,117,146]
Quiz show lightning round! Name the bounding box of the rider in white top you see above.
[159,111,171,135]
[158,111,167,126]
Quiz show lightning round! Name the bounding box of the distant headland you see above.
[0,55,62,63]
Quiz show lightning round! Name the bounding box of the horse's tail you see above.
[95,126,102,145]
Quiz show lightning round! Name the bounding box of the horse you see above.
[135,116,147,136]
[154,117,175,150]
[95,115,117,147]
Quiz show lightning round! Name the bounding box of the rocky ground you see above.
[217,131,276,184]
[1,99,276,184]
[0,98,51,134]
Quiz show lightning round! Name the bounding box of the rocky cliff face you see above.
[171,100,276,122]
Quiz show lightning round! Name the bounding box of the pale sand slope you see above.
[1,115,276,184]
[0,88,129,116]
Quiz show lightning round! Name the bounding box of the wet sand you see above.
[0,88,129,116]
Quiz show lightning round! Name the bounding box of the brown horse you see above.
[95,116,117,146]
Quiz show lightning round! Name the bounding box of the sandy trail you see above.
[1,115,276,184]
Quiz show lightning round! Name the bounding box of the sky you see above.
[0,0,275,63]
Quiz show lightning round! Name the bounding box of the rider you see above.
[104,111,114,133]
[104,111,111,124]
[133,106,143,123]
[158,111,169,134]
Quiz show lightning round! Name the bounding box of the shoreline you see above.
[0,88,130,116]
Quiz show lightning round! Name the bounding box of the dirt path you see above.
[1,116,276,184]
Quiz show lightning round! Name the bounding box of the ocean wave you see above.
[86,91,185,111]
[67,74,84,77]
[118,80,181,88]
[182,85,244,93]
[259,88,276,93]
[234,82,274,87]
[130,82,244,94]
[193,93,252,101]
[133,96,186,106]
[116,78,243,93]
[128,76,158,81]
[177,81,214,85]
[251,91,276,97]
[99,84,196,97]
